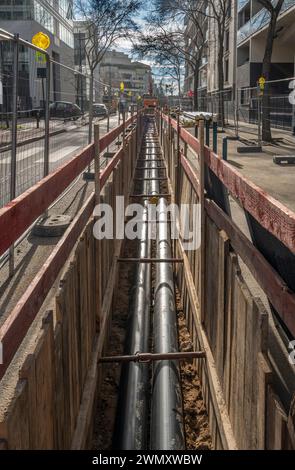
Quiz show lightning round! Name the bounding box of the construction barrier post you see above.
[213,119,218,153]
[222,137,228,161]
[205,119,210,147]
[199,119,206,324]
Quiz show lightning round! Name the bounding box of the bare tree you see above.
[200,0,231,126]
[257,0,284,141]
[134,0,205,111]
[75,0,140,142]
[134,35,184,107]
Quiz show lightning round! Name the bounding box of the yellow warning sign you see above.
[258,76,266,90]
[32,32,50,50]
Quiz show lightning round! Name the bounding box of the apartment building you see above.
[237,0,295,126]
[0,0,75,110]
[184,0,295,124]
[99,50,152,99]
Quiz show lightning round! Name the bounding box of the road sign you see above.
[36,51,46,64]
[32,32,50,50]
[120,82,125,92]
[258,76,266,91]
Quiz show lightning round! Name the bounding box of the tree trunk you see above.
[178,78,181,108]
[217,41,225,127]
[261,10,279,142]
[88,71,94,144]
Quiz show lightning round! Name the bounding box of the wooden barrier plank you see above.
[19,354,37,448]
[256,353,273,449]
[177,237,237,449]
[99,115,134,152]
[0,117,137,258]
[266,385,287,449]
[0,379,30,449]
[53,321,66,449]
[0,193,95,380]
[100,148,124,188]
[165,112,295,253]
[205,199,295,337]
[205,147,295,253]
[34,314,55,449]
[180,152,200,196]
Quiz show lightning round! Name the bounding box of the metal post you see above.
[160,107,163,145]
[222,137,228,161]
[213,119,218,153]
[199,120,206,324]
[258,90,262,147]
[9,34,19,277]
[205,119,210,146]
[194,121,198,138]
[94,124,100,205]
[175,112,180,203]
[44,54,50,177]
[123,110,126,148]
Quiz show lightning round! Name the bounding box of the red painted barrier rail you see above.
[161,112,295,254]
[0,114,136,258]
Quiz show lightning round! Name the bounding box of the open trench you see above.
[93,116,212,450]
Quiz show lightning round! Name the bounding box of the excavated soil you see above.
[176,290,212,450]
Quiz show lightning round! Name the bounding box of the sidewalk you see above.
[217,127,295,212]
[187,123,295,212]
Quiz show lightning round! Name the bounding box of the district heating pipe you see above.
[150,196,185,450]
[114,117,159,449]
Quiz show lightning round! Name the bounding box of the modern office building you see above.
[73,20,103,110]
[0,0,75,110]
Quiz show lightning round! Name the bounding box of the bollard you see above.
[222,137,228,161]
[213,120,218,153]
[194,122,198,138]
[205,119,210,146]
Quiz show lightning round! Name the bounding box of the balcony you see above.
[238,0,250,12]
[237,0,295,45]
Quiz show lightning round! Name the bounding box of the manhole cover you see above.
[33,214,71,237]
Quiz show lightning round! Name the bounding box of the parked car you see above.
[93,103,108,118]
[49,101,82,120]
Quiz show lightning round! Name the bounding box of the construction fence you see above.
[197,77,295,140]
[0,28,123,210]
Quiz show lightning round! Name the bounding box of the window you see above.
[59,24,74,48]
[34,1,54,33]
[224,58,229,83]
[225,30,230,52]
[59,0,73,20]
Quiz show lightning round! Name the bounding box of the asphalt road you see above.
[0,114,120,208]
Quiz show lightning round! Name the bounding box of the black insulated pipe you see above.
[114,118,155,449]
[150,197,185,450]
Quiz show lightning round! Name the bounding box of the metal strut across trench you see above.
[114,116,184,450]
